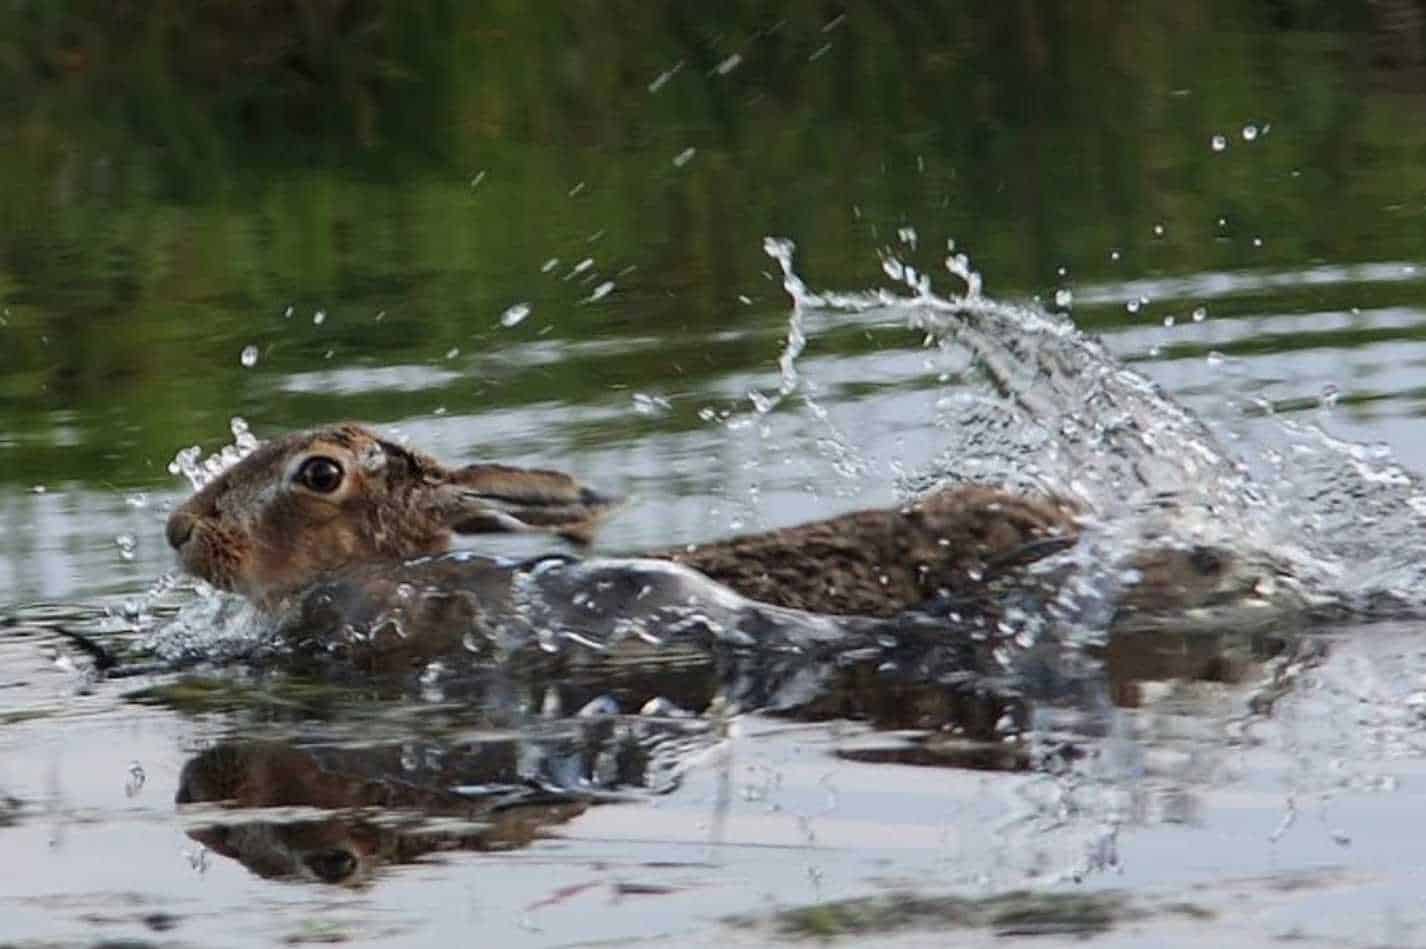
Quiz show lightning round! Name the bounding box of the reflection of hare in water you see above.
[177,741,588,884]
[164,424,1284,676]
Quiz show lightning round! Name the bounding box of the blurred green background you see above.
[4,1,1425,490]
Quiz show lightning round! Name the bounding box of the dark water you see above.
[6,4,1426,946]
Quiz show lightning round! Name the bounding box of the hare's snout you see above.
[166,509,197,551]
[165,502,237,591]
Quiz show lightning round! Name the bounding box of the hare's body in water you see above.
[164,424,1294,679]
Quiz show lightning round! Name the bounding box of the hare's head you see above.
[165,424,619,608]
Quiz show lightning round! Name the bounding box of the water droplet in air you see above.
[231,417,254,445]
[500,302,532,327]
[673,147,696,167]
[313,309,327,325]
[715,53,742,75]
[586,281,615,303]
[648,61,682,93]
[1206,351,1225,368]
[1153,224,1165,237]
[1126,299,1142,314]
[897,226,918,248]
[1211,134,1227,152]
[1192,307,1207,322]
[1056,265,1068,277]
[1110,249,1121,261]
[1241,123,1259,141]
[541,258,559,273]
[445,347,460,359]
[240,345,258,368]
[1163,315,1176,327]
[1054,288,1073,308]
[283,305,294,319]
[1252,237,1263,247]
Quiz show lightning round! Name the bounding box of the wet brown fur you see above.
[169,424,1252,625]
[169,424,614,609]
[653,487,1079,618]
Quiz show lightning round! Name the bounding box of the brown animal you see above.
[160,423,1304,736]
[656,486,1079,618]
[165,422,1293,690]
[166,424,619,612]
[166,423,1081,619]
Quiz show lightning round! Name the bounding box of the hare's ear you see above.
[442,464,623,545]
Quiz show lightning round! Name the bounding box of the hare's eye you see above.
[295,457,344,494]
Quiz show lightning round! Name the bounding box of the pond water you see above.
[6,4,1426,947]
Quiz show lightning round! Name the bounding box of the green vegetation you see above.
[125,673,359,715]
[739,888,1131,939]
[734,887,1223,940]
[1,2,1424,487]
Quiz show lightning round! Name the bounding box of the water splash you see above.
[756,234,1426,626]
[167,417,261,491]
[746,238,868,480]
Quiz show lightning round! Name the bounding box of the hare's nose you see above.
[166,511,197,550]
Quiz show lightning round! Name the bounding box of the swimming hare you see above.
[163,423,1282,685]
[165,424,1095,623]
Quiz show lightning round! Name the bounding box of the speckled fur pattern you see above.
[654,486,1081,618]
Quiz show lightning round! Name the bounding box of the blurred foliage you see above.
[1,1,1425,486]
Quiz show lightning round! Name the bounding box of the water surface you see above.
[5,4,1426,946]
